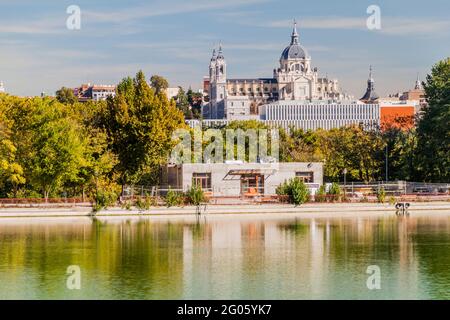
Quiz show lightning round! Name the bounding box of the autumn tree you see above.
[56,86,78,104]
[100,71,186,189]
[150,75,169,95]
[0,100,25,197]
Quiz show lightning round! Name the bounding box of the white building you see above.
[74,83,116,102]
[0,81,5,93]
[204,21,352,120]
[261,101,380,131]
[165,87,181,99]
[91,85,116,101]
[164,162,323,197]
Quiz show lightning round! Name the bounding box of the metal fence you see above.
[338,181,450,197]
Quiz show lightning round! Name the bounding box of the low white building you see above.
[261,101,380,131]
[91,85,116,101]
[163,162,323,197]
[165,87,180,99]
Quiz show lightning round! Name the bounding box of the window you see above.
[296,172,314,183]
[241,174,264,195]
[192,173,211,190]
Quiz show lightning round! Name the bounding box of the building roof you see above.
[227,78,277,84]
[281,21,308,60]
[360,66,379,102]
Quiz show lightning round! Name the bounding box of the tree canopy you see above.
[415,58,450,182]
[100,71,186,186]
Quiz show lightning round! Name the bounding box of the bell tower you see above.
[208,44,227,119]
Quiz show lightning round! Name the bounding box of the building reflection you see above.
[0,215,449,299]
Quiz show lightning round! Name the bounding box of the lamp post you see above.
[343,168,347,200]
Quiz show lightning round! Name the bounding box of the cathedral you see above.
[203,22,351,120]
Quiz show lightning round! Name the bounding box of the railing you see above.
[339,181,450,196]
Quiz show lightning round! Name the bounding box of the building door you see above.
[240,174,264,196]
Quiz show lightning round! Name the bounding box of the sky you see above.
[0,0,449,97]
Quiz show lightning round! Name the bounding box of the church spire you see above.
[291,20,299,45]
[414,73,422,90]
[361,65,379,103]
[217,43,224,59]
[369,65,373,80]
[210,48,217,61]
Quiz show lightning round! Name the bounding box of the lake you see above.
[0,214,449,299]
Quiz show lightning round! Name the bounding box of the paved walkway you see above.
[0,202,449,218]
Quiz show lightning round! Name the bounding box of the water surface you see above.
[0,214,449,299]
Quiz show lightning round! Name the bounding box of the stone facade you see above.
[204,22,351,120]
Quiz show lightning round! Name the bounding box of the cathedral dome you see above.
[280,21,308,60]
[281,43,308,60]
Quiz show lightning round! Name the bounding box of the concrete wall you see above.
[179,162,323,197]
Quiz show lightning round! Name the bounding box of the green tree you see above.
[175,87,193,119]
[0,105,25,196]
[319,126,384,182]
[187,88,203,119]
[100,71,186,189]
[28,102,86,200]
[55,87,78,104]
[5,97,87,200]
[415,58,450,182]
[150,75,169,95]
[382,126,417,181]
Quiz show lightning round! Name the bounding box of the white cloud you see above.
[266,17,366,30]
[0,17,64,34]
[249,16,450,36]
[380,18,450,36]
[84,0,270,23]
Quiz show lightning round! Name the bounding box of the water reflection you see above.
[0,215,449,299]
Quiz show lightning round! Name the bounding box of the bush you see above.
[377,187,386,203]
[92,189,118,213]
[276,180,290,196]
[328,182,341,202]
[135,196,157,210]
[276,177,310,206]
[291,178,310,205]
[389,195,396,205]
[165,189,183,207]
[315,185,327,202]
[121,200,132,210]
[186,185,206,206]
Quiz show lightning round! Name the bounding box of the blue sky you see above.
[1,0,449,97]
